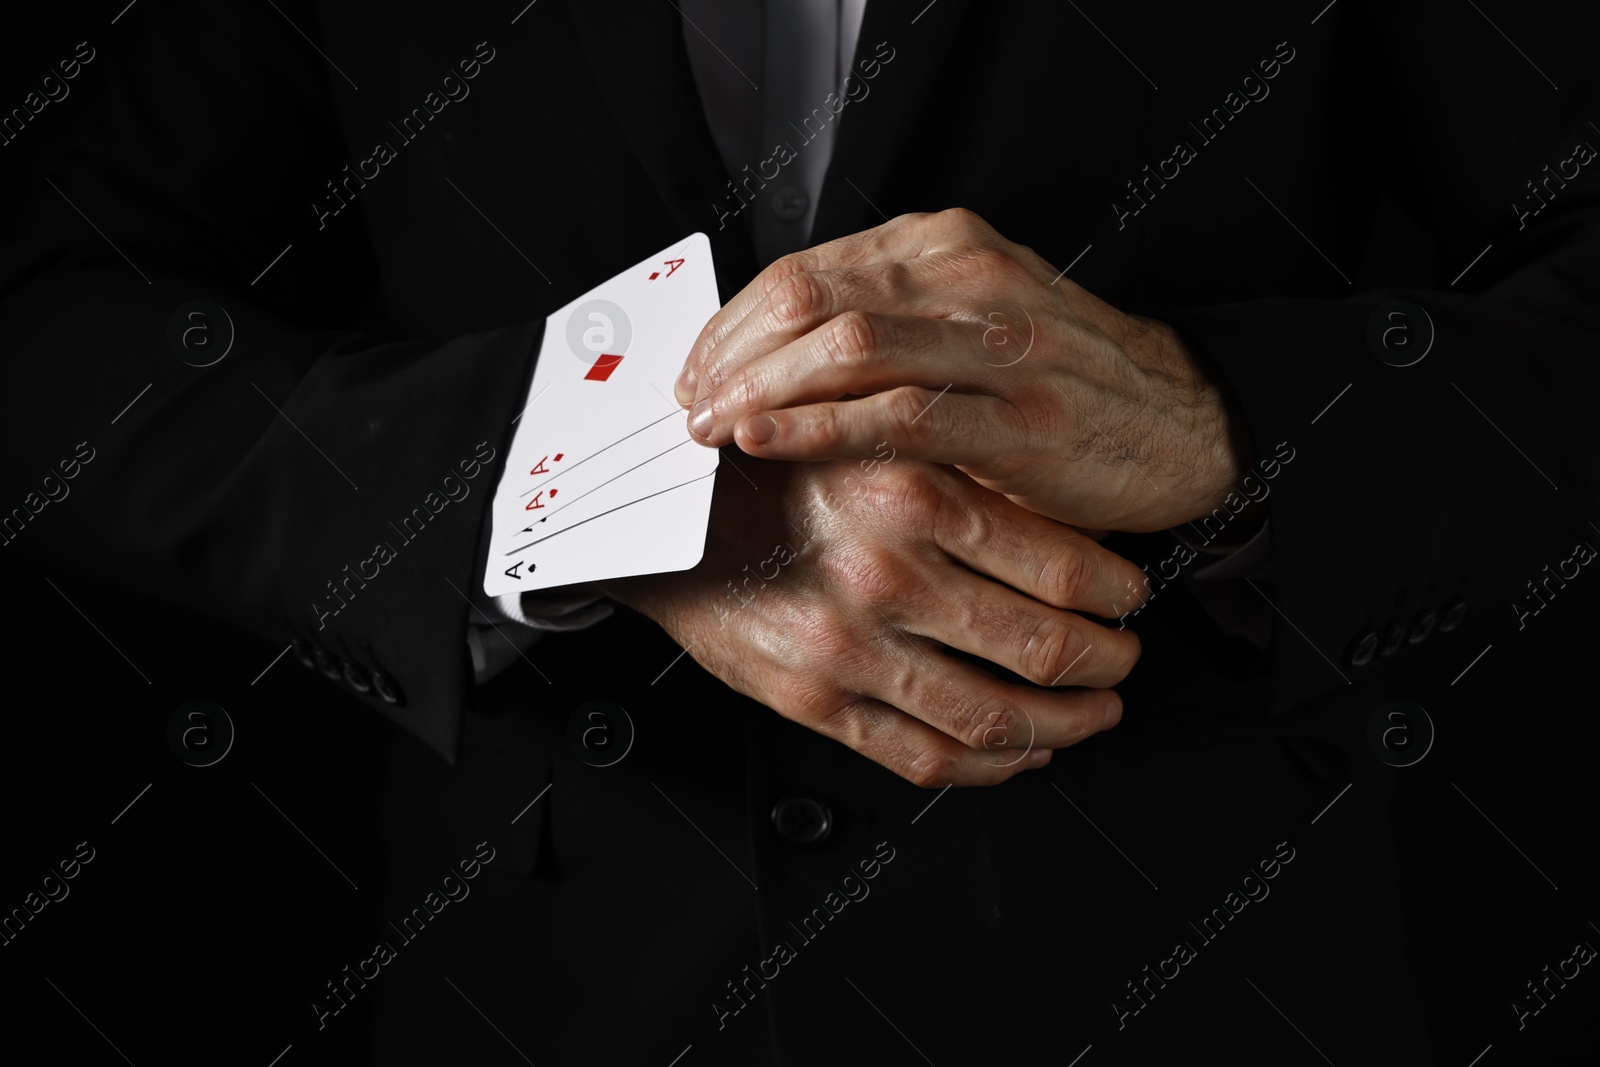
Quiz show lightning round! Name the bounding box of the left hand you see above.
[675,208,1253,533]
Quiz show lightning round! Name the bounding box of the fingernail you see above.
[1027,748,1052,769]
[1102,699,1122,729]
[688,398,714,440]
[674,363,696,406]
[744,415,778,445]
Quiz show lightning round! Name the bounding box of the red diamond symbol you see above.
[585,354,624,381]
[648,271,660,280]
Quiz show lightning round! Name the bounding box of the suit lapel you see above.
[561,0,970,283]
[812,0,975,242]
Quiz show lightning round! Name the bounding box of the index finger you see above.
[676,213,933,405]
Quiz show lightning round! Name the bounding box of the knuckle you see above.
[716,362,765,411]
[941,236,1033,292]
[947,489,991,549]
[883,385,934,433]
[820,309,878,369]
[761,250,817,295]
[783,678,845,723]
[1024,618,1082,687]
[721,372,760,412]
[902,747,958,790]
[809,402,848,449]
[1038,542,1091,608]
[807,692,871,740]
[891,210,935,235]
[962,693,1021,751]
[781,623,872,716]
[804,613,872,668]
[827,545,908,606]
[936,206,989,236]
[858,460,939,525]
[877,260,917,304]
[767,270,826,331]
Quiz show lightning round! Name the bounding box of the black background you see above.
[2,3,1596,1065]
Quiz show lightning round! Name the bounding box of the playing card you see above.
[482,233,721,596]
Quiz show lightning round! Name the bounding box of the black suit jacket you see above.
[3,1,1597,1064]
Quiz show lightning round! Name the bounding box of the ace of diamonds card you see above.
[482,233,722,596]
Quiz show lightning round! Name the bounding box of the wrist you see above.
[1149,318,1257,529]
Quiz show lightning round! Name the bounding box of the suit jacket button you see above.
[341,662,372,693]
[771,185,808,221]
[1379,623,1408,658]
[1439,600,1469,633]
[1347,631,1379,668]
[370,671,405,706]
[291,638,318,670]
[1407,610,1438,645]
[313,645,342,680]
[771,795,832,845]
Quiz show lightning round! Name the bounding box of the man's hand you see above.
[674,208,1254,533]
[599,454,1147,787]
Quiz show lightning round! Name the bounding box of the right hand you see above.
[599,452,1147,787]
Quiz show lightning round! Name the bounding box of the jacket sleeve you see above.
[0,1,539,761]
[1158,0,1600,711]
